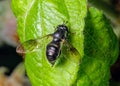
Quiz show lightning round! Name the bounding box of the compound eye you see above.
[63,27,66,30]
[63,27,68,32]
[56,24,68,32]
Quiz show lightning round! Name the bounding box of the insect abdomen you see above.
[46,42,60,65]
[46,24,68,65]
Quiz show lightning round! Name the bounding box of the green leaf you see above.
[11,0,119,86]
[75,7,119,86]
[11,0,87,86]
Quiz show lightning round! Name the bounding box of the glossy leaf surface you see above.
[12,0,86,86]
[11,0,119,86]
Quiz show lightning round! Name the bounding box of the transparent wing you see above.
[54,41,81,66]
[64,42,81,61]
[16,35,52,55]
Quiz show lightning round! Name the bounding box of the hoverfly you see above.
[16,24,80,66]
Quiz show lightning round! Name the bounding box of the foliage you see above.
[11,0,119,86]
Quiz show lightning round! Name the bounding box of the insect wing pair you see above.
[16,24,80,66]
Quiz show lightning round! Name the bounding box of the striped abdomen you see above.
[46,41,61,65]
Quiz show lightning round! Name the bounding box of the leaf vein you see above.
[23,0,35,41]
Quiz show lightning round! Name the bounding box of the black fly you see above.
[16,24,75,66]
[46,24,68,65]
